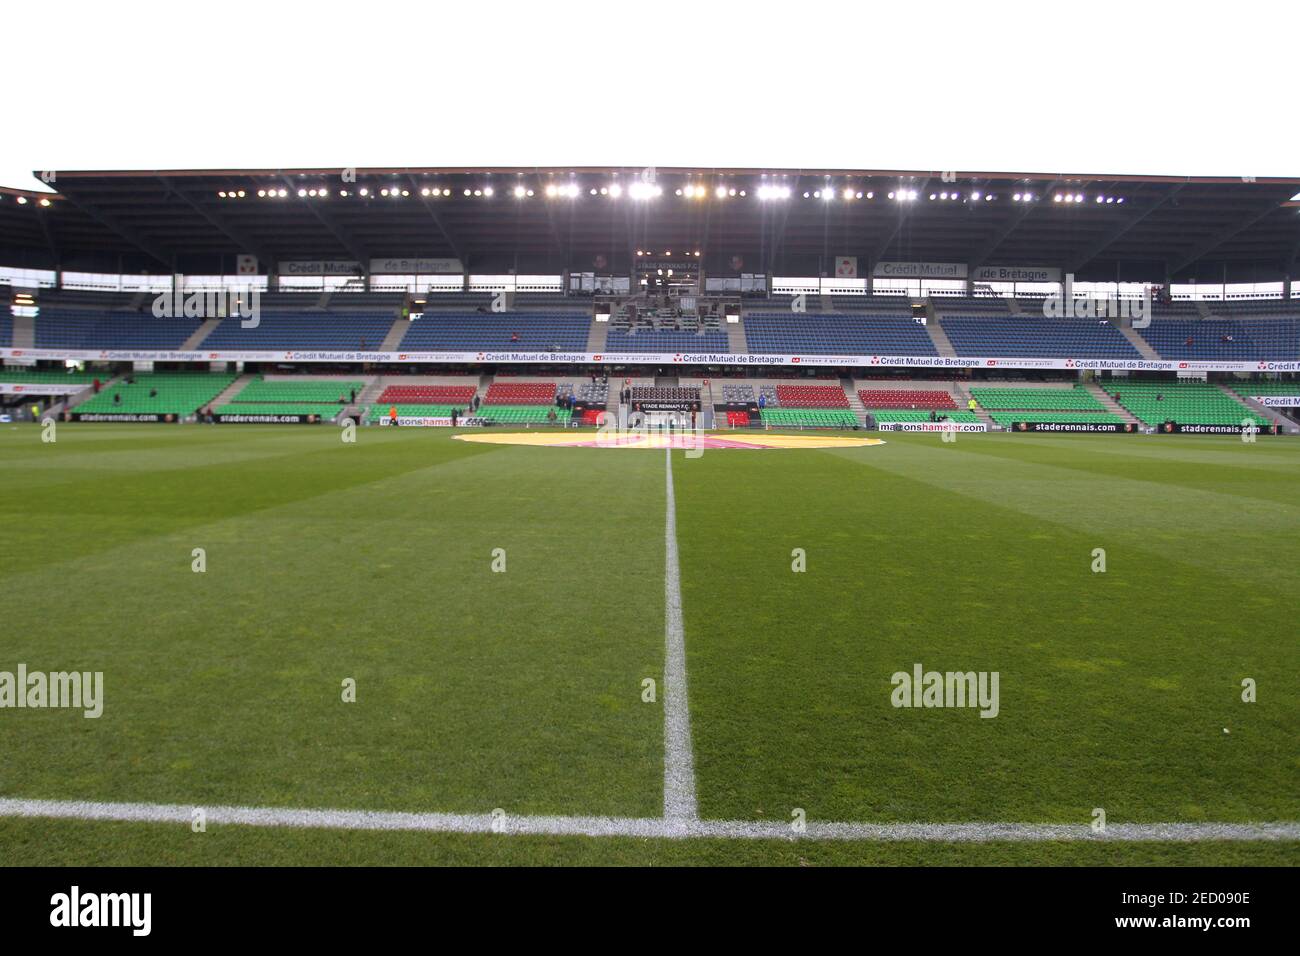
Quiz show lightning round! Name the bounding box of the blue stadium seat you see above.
[1138,317,1299,361]
[34,310,202,349]
[397,313,591,351]
[743,313,935,355]
[939,314,1141,358]
[202,313,396,350]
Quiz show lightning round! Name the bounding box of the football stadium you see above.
[1,159,1297,877]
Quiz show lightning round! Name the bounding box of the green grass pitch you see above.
[0,423,1296,865]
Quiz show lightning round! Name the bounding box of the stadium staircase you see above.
[181,318,220,350]
[925,310,957,357]
[586,318,608,352]
[1118,321,1161,360]
[1084,382,1141,425]
[208,373,258,409]
[51,374,126,417]
[725,317,748,353]
[11,315,34,348]
[947,380,994,426]
[380,318,408,351]
[1217,383,1292,432]
[841,378,867,422]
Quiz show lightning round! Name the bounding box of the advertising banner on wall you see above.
[1010,421,1138,433]
[5,346,1298,375]
[971,266,1062,283]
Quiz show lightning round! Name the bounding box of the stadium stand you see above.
[759,408,858,428]
[970,386,1107,411]
[720,384,755,404]
[858,388,958,410]
[0,315,11,346]
[630,386,700,403]
[366,404,460,422]
[872,410,982,424]
[0,367,100,385]
[1227,380,1300,400]
[775,384,849,408]
[74,372,236,417]
[202,314,395,350]
[227,377,364,404]
[1136,317,1300,361]
[1101,380,1268,426]
[397,313,591,351]
[484,382,556,405]
[477,406,571,424]
[35,311,202,349]
[938,315,1141,358]
[743,313,936,355]
[376,384,477,405]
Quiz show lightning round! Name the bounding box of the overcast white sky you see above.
[2,0,1293,191]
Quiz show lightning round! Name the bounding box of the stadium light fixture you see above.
[482,187,493,197]
[358,187,369,197]
[513,185,526,198]
[16,196,27,204]
[609,184,622,198]
[715,185,728,199]
[971,191,981,201]
[39,198,50,206]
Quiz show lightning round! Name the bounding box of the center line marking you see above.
[663,447,698,822]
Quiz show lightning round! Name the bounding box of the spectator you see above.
[547,407,557,424]
[349,388,356,403]
[338,394,346,404]
[92,377,101,394]
[510,331,520,343]
[967,397,978,412]
[388,404,399,426]
[149,388,158,398]
[113,393,121,405]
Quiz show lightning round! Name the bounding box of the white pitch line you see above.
[662,447,698,821]
[1,798,1296,842]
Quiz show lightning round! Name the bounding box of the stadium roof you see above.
[2,167,1299,283]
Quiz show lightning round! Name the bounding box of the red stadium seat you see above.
[857,389,957,410]
[774,385,849,408]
